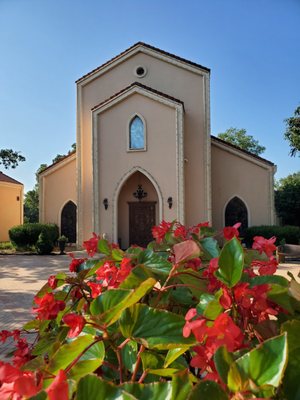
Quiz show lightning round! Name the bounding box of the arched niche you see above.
[61,200,77,243]
[225,196,248,236]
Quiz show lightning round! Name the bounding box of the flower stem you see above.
[131,344,145,382]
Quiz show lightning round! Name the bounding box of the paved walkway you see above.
[0,253,299,360]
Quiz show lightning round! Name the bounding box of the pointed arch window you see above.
[129,115,146,150]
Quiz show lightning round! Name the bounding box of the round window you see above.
[134,65,147,78]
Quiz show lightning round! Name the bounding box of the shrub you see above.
[35,231,54,255]
[244,225,300,247]
[1,221,300,400]
[9,223,59,250]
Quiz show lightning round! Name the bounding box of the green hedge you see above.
[244,225,300,247]
[9,223,59,251]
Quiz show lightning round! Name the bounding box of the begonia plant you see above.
[1,221,300,399]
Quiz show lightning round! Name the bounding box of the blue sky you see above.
[0,0,299,192]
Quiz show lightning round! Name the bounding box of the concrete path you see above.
[0,253,299,360]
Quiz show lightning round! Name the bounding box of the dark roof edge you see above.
[39,151,76,175]
[91,82,184,111]
[76,42,210,84]
[211,135,274,166]
[0,171,23,185]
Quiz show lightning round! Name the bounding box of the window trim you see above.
[127,113,147,152]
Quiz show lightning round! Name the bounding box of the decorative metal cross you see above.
[133,184,147,201]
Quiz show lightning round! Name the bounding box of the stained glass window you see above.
[129,116,145,150]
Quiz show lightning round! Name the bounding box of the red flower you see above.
[189,222,210,236]
[251,256,278,276]
[14,371,43,398]
[183,310,207,342]
[69,253,86,273]
[203,258,221,292]
[152,220,172,243]
[219,287,232,309]
[32,293,65,320]
[87,281,102,298]
[223,222,241,241]
[206,313,244,353]
[174,223,187,240]
[63,314,86,338]
[252,236,277,257]
[13,338,31,367]
[46,370,69,400]
[0,330,11,343]
[83,232,101,257]
[48,275,58,289]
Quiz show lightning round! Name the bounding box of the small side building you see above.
[0,171,23,242]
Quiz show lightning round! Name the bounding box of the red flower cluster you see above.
[63,313,86,338]
[0,363,68,400]
[252,235,277,257]
[152,220,172,243]
[251,256,278,275]
[183,311,244,381]
[83,232,101,257]
[223,222,241,241]
[69,253,86,273]
[32,293,65,320]
[48,275,58,289]
[95,258,132,290]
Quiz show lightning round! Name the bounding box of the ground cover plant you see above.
[1,221,300,399]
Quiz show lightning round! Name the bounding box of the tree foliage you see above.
[0,148,25,169]
[217,128,266,156]
[284,105,300,157]
[275,171,300,226]
[24,189,39,223]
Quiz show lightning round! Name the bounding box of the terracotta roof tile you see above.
[211,135,274,166]
[76,42,210,84]
[0,171,23,185]
[91,82,184,112]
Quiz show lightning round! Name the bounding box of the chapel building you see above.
[39,42,276,247]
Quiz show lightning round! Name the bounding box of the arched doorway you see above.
[225,196,248,236]
[118,171,159,249]
[61,201,77,243]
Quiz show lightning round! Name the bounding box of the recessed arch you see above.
[224,196,249,236]
[113,166,163,244]
[127,113,146,151]
[60,200,77,243]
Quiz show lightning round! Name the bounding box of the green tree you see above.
[275,171,300,226]
[24,164,48,223]
[24,189,39,222]
[0,149,25,169]
[217,127,266,156]
[284,105,300,157]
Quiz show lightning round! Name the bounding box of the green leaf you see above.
[68,340,105,380]
[28,391,47,400]
[235,333,288,388]
[90,278,156,326]
[267,284,294,314]
[120,304,196,350]
[214,345,234,385]
[48,334,96,373]
[138,249,172,277]
[141,351,164,370]
[227,362,243,392]
[196,290,223,320]
[177,269,207,297]
[120,265,157,289]
[164,347,191,368]
[121,340,138,373]
[76,375,135,400]
[173,240,200,264]
[199,237,220,260]
[121,382,171,400]
[97,239,111,255]
[148,368,181,377]
[112,248,124,261]
[249,275,289,287]
[188,380,228,400]
[215,237,244,288]
[281,320,300,400]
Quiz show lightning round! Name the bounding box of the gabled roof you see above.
[76,42,210,84]
[91,82,184,112]
[0,171,23,185]
[38,151,76,175]
[211,135,274,166]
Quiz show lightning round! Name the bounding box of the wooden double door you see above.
[128,201,156,248]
